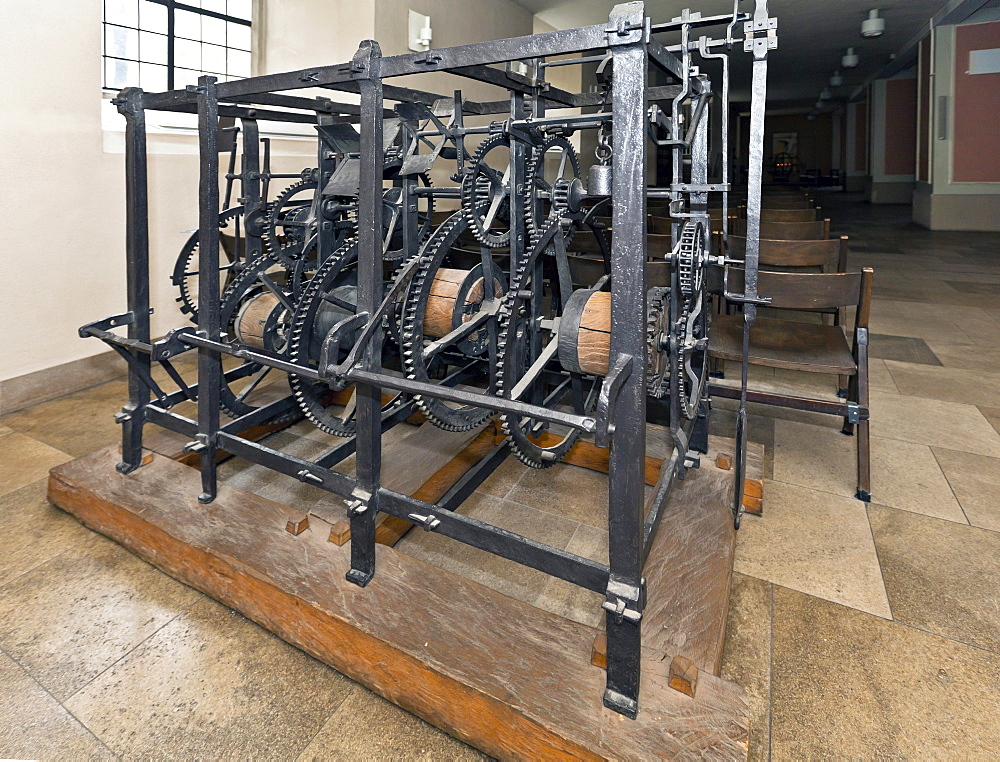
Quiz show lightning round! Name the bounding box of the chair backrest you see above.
[708,266,873,326]
[722,234,848,271]
[760,207,819,222]
[735,218,830,240]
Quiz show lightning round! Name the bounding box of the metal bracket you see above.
[595,355,633,448]
[407,513,442,531]
[602,575,646,624]
[845,402,861,424]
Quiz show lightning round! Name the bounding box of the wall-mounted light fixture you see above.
[861,9,885,38]
[408,10,433,52]
[842,47,859,68]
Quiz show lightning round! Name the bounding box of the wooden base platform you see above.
[48,445,753,758]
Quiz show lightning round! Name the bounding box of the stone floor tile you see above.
[869,504,1000,653]
[533,523,607,627]
[869,391,1000,457]
[0,651,112,760]
[64,597,354,759]
[978,404,1000,436]
[933,447,1000,532]
[885,361,1000,408]
[475,454,527,498]
[0,432,72,499]
[397,492,579,607]
[506,462,609,529]
[0,422,11,435]
[734,481,891,618]
[772,419,857,498]
[0,535,201,701]
[770,587,1000,758]
[866,312,976,346]
[0,379,127,458]
[720,573,772,762]
[298,686,485,761]
[869,334,942,365]
[925,340,1000,374]
[867,357,899,393]
[0,479,94,587]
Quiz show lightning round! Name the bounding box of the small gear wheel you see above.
[265,176,319,268]
[525,135,580,242]
[646,286,670,398]
[460,134,512,248]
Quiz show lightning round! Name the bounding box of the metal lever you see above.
[595,355,633,449]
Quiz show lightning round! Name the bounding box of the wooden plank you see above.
[48,448,750,759]
[326,422,486,546]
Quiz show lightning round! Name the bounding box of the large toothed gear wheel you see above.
[498,218,598,468]
[525,135,580,240]
[461,134,512,248]
[266,174,319,269]
[171,205,244,324]
[400,212,506,431]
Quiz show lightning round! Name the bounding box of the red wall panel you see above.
[885,77,917,176]
[954,21,1000,182]
[854,102,867,173]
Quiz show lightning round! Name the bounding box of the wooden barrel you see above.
[558,289,611,376]
[424,265,504,353]
[234,292,282,350]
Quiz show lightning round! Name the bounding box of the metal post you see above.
[240,118,264,263]
[347,41,384,587]
[115,87,151,474]
[196,75,222,503]
[602,1,647,720]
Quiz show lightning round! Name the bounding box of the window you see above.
[102,0,252,92]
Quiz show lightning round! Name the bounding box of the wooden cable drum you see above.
[424,264,505,355]
[234,291,283,351]
[558,289,611,376]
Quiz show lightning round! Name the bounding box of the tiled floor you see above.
[2,194,999,758]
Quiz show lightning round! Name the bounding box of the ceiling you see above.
[513,0,960,104]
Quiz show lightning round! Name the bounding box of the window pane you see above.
[174,67,201,89]
[139,31,168,64]
[138,0,166,33]
[227,21,251,51]
[105,0,138,27]
[105,57,138,89]
[202,42,226,74]
[175,9,201,41]
[105,24,139,60]
[140,62,168,92]
[227,0,252,22]
[202,14,226,45]
[227,48,251,78]
[175,37,200,70]
[201,0,226,13]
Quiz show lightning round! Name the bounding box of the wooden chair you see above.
[735,218,830,240]
[720,234,848,274]
[707,266,874,501]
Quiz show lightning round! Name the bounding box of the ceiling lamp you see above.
[842,47,859,68]
[815,100,824,109]
[820,87,832,100]
[861,9,885,38]
[830,70,843,87]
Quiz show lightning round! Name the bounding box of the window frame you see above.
[102,0,252,92]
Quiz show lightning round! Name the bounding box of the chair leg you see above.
[837,374,849,398]
[710,358,725,379]
[855,417,871,502]
[841,373,857,436]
